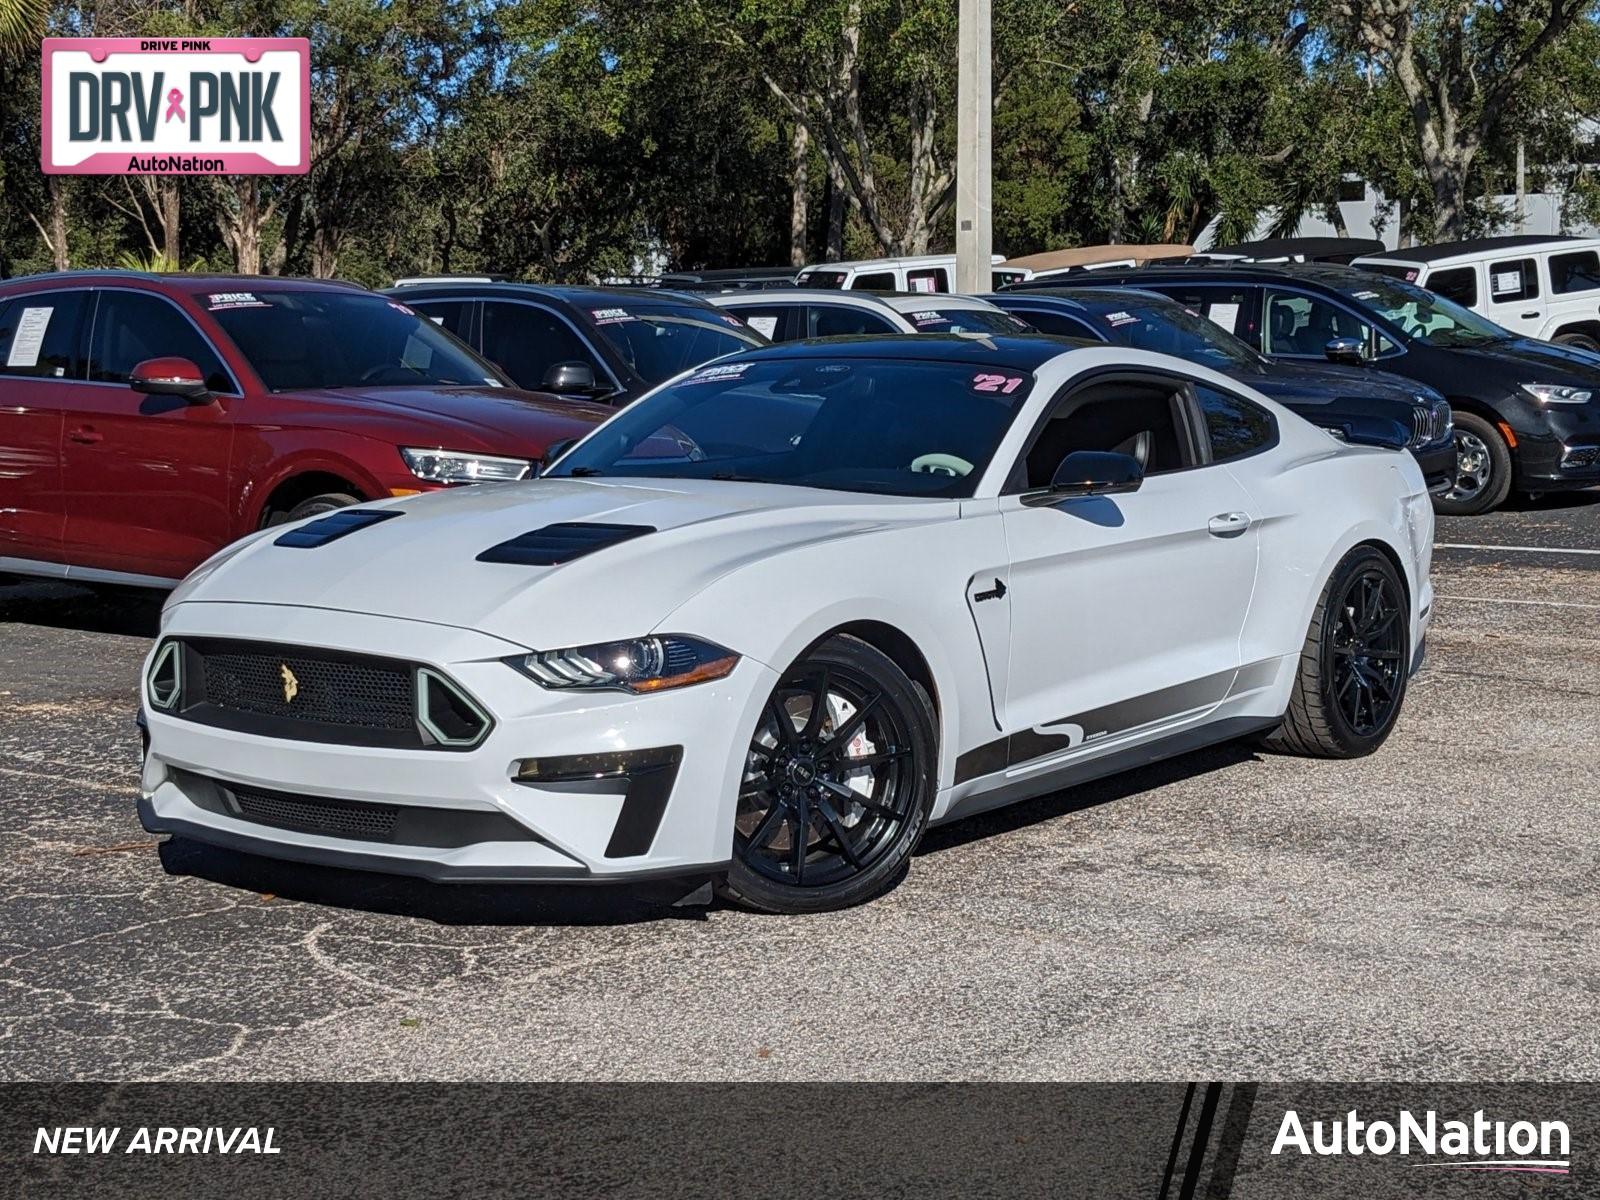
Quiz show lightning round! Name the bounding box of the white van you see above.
[1353,235,1600,350]
[796,253,1018,292]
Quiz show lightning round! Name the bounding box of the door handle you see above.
[67,426,103,445]
[1520,311,1539,319]
[1207,512,1251,538]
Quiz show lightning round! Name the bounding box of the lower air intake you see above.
[231,784,400,841]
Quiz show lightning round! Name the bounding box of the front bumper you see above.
[1413,438,1456,493]
[1512,404,1600,490]
[139,602,774,883]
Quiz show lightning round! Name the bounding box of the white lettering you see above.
[1271,1111,1310,1155]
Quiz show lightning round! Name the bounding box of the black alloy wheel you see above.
[1328,566,1407,737]
[1262,545,1410,758]
[721,635,936,913]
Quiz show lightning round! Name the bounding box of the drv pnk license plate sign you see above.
[42,37,310,175]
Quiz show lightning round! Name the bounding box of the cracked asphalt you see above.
[1,494,1597,1082]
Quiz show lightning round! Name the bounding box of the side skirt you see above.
[934,716,1278,825]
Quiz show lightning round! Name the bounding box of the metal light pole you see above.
[954,0,992,294]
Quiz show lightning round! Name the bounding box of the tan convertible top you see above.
[1006,243,1195,272]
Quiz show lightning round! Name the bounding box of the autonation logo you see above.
[1273,1109,1570,1175]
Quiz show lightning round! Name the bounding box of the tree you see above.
[1335,0,1595,238]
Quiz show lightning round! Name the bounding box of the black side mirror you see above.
[1324,336,1368,365]
[540,438,577,474]
[1023,451,1144,506]
[542,360,601,395]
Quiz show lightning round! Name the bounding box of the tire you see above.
[719,634,937,914]
[1261,545,1410,759]
[1433,411,1512,516]
[1555,332,1600,353]
[284,492,361,523]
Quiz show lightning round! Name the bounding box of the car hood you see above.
[1254,360,1440,407]
[175,478,955,650]
[1442,336,1600,383]
[294,384,609,455]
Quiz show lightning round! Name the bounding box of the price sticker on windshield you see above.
[685,362,751,384]
[591,307,635,325]
[970,371,1025,395]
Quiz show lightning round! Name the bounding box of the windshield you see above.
[208,291,502,391]
[1331,275,1510,347]
[1085,300,1265,371]
[903,307,1034,335]
[798,270,848,289]
[546,356,1035,497]
[1356,262,1420,282]
[589,304,764,386]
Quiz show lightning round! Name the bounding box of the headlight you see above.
[1521,383,1592,405]
[509,635,738,693]
[401,447,533,483]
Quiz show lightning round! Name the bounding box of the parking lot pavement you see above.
[1,496,1598,1083]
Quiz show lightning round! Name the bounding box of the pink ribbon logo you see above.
[164,88,185,123]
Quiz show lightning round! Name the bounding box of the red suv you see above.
[0,272,606,587]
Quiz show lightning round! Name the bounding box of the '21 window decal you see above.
[971,372,1025,394]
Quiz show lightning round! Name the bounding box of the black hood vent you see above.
[477,522,655,566]
[274,508,402,548]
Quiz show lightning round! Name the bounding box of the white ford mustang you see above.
[139,336,1434,913]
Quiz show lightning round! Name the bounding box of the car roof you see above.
[1004,244,1194,272]
[2,270,369,294]
[658,267,796,283]
[877,293,1002,313]
[385,281,723,310]
[1358,234,1600,265]
[718,332,1072,371]
[1008,261,1383,291]
[1202,236,1385,260]
[798,253,1006,272]
[705,289,897,309]
[996,286,1177,311]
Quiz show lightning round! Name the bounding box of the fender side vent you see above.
[274,508,402,548]
[476,522,655,566]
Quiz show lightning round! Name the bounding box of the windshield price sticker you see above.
[591,307,635,325]
[970,371,1025,395]
[912,312,949,325]
[1104,310,1140,327]
[686,362,751,384]
[388,301,415,315]
[207,291,267,310]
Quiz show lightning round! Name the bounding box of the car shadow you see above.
[0,580,163,637]
[1502,487,1600,512]
[917,740,1261,856]
[156,836,712,926]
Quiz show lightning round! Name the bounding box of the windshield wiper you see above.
[565,466,607,477]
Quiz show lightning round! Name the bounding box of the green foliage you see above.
[0,0,1597,279]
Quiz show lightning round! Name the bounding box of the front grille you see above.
[1409,400,1453,448]
[231,784,399,840]
[166,638,492,750]
[199,645,414,730]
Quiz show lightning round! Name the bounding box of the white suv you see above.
[795,253,1020,291]
[1354,235,1600,351]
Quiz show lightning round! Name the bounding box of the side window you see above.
[1194,384,1277,462]
[481,301,602,391]
[88,292,232,391]
[1548,250,1600,294]
[1155,285,1253,341]
[1010,308,1099,339]
[1487,258,1539,303]
[1426,266,1477,307]
[728,306,791,341]
[905,267,949,293]
[1014,378,1193,491]
[807,305,896,337]
[411,299,474,343]
[850,271,896,291]
[1262,290,1372,357]
[0,290,88,380]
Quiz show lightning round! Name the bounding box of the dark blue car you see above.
[990,287,1456,494]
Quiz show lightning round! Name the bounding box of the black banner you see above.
[3,1083,1591,1197]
